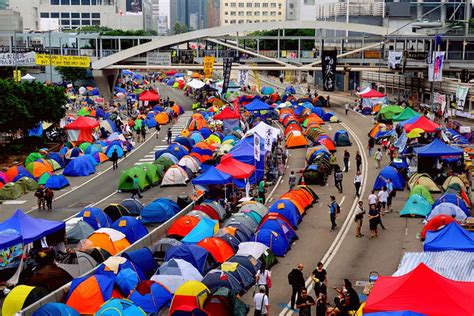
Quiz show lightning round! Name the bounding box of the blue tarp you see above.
[0,210,65,247]
[373,166,405,190]
[112,216,148,244]
[192,166,232,186]
[76,207,112,229]
[45,174,70,190]
[165,244,215,274]
[254,228,290,257]
[424,221,474,252]
[140,198,181,224]
[414,139,464,157]
[181,218,218,243]
[63,156,96,176]
[267,199,302,229]
[245,99,271,111]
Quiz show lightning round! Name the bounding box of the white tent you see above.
[20,73,35,81]
[245,122,282,148]
[427,203,467,221]
[161,165,189,186]
[187,79,205,89]
[236,241,269,259]
[178,155,201,173]
[151,258,203,293]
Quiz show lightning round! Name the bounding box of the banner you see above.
[13,70,21,82]
[388,51,403,69]
[35,54,90,68]
[428,51,445,82]
[252,63,260,91]
[238,70,248,87]
[455,86,469,110]
[203,56,215,78]
[0,52,36,67]
[254,134,261,161]
[221,58,233,94]
[322,50,337,91]
[147,52,171,66]
[433,92,447,112]
[126,0,142,14]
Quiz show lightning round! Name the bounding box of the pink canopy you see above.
[404,116,440,133]
[213,107,240,120]
[359,89,386,98]
[216,154,256,179]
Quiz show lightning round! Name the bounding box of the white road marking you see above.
[2,200,27,205]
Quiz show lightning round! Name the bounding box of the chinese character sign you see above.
[238,70,248,87]
[322,50,337,91]
[35,54,90,68]
[222,58,233,94]
[203,56,215,78]
[254,134,261,161]
[428,51,444,82]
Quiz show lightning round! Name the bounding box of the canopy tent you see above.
[20,73,36,81]
[187,79,206,89]
[358,89,386,98]
[246,122,282,145]
[392,107,420,122]
[192,166,232,186]
[216,155,255,179]
[363,263,474,315]
[139,89,160,102]
[404,116,440,133]
[213,107,240,120]
[64,117,99,143]
[244,99,271,111]
[424,221,474,252]
[414,139,464,157]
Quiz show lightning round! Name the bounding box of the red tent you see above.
[213,107,240,120]
[404,116,440,133]
[420,214,456,240]
[216,154,255,179]
[359,89,386,98]
[165,70,177,76]
[64,117,99,143]
[364,263,474,316]
[139,89,160,102]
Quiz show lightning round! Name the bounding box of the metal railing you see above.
[316,1,385,19]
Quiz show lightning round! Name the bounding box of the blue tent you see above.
[199,127,212,139]
[95,257,146,281]
[390,158,409,170]
[334,130,351,146]
[120,198,144,215]
[414,139,463,157]
[129,281,172,313]
[0,210,65,248]
[267,199,302,228]
[312,107,325,118]
[155,151,179,163]
[182,218,218,243]
[245,99,271,111]
[63,156,96,176]
[224,222,254,242]
[192,166,232,186]
[84,144,102,155]
[202,270,243,293]
[285,86,296,94]
[122,70,134,75]
[76,207,112,229]
[84,153,100,166]
[106,144,124,159]
[46,152,65,168]
[141,198,181,224]
[45,174,70,190]
[174,137,195,151]
[322,112,334,121]
[258,217,298,242]
[0,231,22,249]
[433,193,470,216]
[96,298,146,316]
[167,143,189,160]
[115,268,139,296]
[153,105,163,112]
[112,216,148,243]
[32,302,80,316]
[399,194,432,217]
[165,244,216,274]
[146,113,157,128]
[254,229,290,257]
[122,247,158,279]
[424,221,474,252]
[373,166,405,190]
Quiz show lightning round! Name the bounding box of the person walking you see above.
[111,148,119,170]
[385,178,394,213]
[234,291,250,316]
[374,148,383,169]
[296,288,315,316]
[345,103,349,115]
[131,174,143,199]
[343,150,350,172]
[44,187,54,211]
[334,168,343,193]
[354,171,362,198]
[258,179,266,204]
[355,151,362,172]
[354,201,365,237]
[255,265,271,295]
[329,153,338,172]
[254,285,269,316]
[167,128,172,144]
[377,186,389,213]
[328,196,339,231]
[368,204,380,238]
[289,171,297,190]
[367,138,375,157]
[35,185,46,211]
[376,202,387,230]
[155,124,161,139]
[311,262,327,298]
[288,264,305,310]
[141,125,147,142]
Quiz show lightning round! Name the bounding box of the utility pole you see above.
[49,30,53,83]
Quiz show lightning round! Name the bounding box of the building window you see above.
[92,19,100,25]
[238,11,244,16]
[270,11,276,16]
[225,20,228,23]
[270,3,276,7]
[262,11,268,16]
[61,19,70,25]
[224,3,228,6]
[51,12,59,18]
[40,12,49,18]
[82,0,90,4]
[50,0,59,4]
[246,3,252,7]
[278,12,282,15]
[71,0,80,4]
[254,3,260,7]
[262,3,268,7]
[71,19,80,25]
[254,11,260,16]
[304,0,315,4]
[71,12,79,18]
[246,11,252,16]
[225,11,228,15]
[81,12,90,18]
[255,19,260,23]
[91,12,100,18]
[238,2,244,7]
[230,2,236,7]
[61,12,70,18]
[230,11,236,16]
[61,0,70,4]
[82,19,91,25]
[238,20,244,23]
[230,19,236,24]
[247,20,252,23]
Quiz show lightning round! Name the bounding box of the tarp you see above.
[192,166,232,186]
[414,139,463,157]
[244,99,271,111]
[363,263,474,315]
[424,221,474,252]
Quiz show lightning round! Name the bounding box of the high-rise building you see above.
[220,0,286,26]
[170,0,208,33]
[208,0,220,28]
[0,0,9,9]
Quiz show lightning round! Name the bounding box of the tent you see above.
[76,207,112,229]
[409,185,434,204]
[63,156,96,176]
[392,107,420,122]
[220,261,254,290]
[45,174,69,190]
[334,130,351,146]
[424,221,474,252]
[197,237,235,263]
[170,281,210,315]
[56,251,99,278]
[118,167,150,191]
[32,302,80,316]
[407,173,440,192]
[192,166,232,186]
[65,274,114,314]
[66,217,95,243]
[317,136,336,152]
[161,165,189,186]
[120,198,144,215]
[214,107,240,120]
[2,285,50,316]
[0,182,24,200]
[139,89,160,101]
[122,247,158,279]
[378,105,404,121]
[129,280,172,313]
[286,131,308,148]
[373,166,405,190]
[182,218,219,244]
[25,161,53,178]
[25,263,73,291]
[167,216,201,239]
[258,214,298,242]
[86,228,131,255]
[433,193,469,215]
[95,298,146,316]
[420,214,456,240]
[246,122,282,144]
[171,306,209,316]
[112,216,148,243]
[224,222,254,243]
[225,213,259,232]
[268,200,302,228]
[165,244,217,275]
[363,263,474,315]
[0,210,64,248]
[103,204,130,222]
[15,177,38,192]
[428,203,468,221]
[203,294,233,316]
[64,116,99,143]
[179,156,201,174]
[399,194,432,217]
[5,166,33,182]
[358,89,386,98]
[151,258,204,293]
[404,116,440,133]
[442,175,467,192]
[254,229,290,257]
[216,154,255,179]
[414,139,463,157]
[245,99,271,111]
[168,143,190,160]
[105,144,124,159]
[201,269,243,292]
[141,198,181,224]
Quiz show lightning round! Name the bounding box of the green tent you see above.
[25,152,44,166]
[16,176,39,192]
[400,194,432,217]
[0,182,25,200]
[378,105,404,120]
[134,119,143,130]
[139,163,161,186]
[79,142,92,152]
[77,107,91,116]
[392,107,420,122]
[38,173,51,185]
[45,159,61,171]
[154,163,165,178]
[410,184,434,204]
[117,166,150,191]
[154,156,174,171]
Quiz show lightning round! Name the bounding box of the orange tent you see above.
[170,281,210,314]
[66,275,118,314]
[369,123,387,138]
[26,161,53,178]
[286,131,308,148]
[86,228,131,255]
[155,112,170,125]
[197,237,235,263]
[191,72,202,79]
[317,137,336,152]
[188,118,207,131]
[303,114,324,126]
[284,123,302,135]
[279,195,306,215]
[167,216,200,238]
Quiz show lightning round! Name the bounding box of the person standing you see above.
[368,190,377,207]
[155,124,161,139]
[328,196,339,231]
[311,262,327,298]
[343,150,350,172]
[111,148,119,170]
[355,151,362,172]
[167,128,172,144]
[255,265,271,295]
[288,264,305,310]
[254,286,269,316]
[374,148,383,169]
[345,103,349,115]
[131,174,143,199]
[354,171,362,198]
[367,138,375,157]
[377,186,389,213]
[368,204,380,238]
[44,187,54,211]
[141,125,147,142]
[329,153,338,172]
[234,291,250,316]
[296,288,316,316]
[289,171,297,190]
[354,201,365,237]
[35,185,46,211]
[334,168,343,193]
[258,179,266,204]
[385,178,394,213]
[279,72,284,84]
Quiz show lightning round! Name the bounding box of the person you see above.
[328,196,339,231]
[334,168,343,193]
[329,153,338,172]
[141,125,146,142]
[258,179,266,204]
[354,201,365,237]
[288,264,305,310]
[315,294,327,316]
[289,171,297,190]
[279,72,284,84]
[326,95,331,107]
[44,187,54,211]
[155,124,161,139]
[167,128,172,144]
[135,126,141,142]
[35,185,46,211]
[255,265,271,295]
[354,171,362,198]
[111,148,119,170]
[131,174,143,199]
[368,204,380,238]
[296,288,315,316]
[368,190,377,207]
[376,202,387,230]
[377,186,389,213]
[374,148,383,169]
[343,150,350,172]
[368,137,375,157]
[355,151,362,172]
[345,103,349,115]
[234,290,250,316]
[311,262,327,298]
[254,285,269,316]
[334,279,361,313]
[385,178,394,213]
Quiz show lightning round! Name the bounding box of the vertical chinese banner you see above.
[222,58,233,94]
[322,50,337,91]
[203,56,215,78]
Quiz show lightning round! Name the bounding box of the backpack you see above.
[336,203,341,214]
[335,172,343,181]
[288,270,296,285]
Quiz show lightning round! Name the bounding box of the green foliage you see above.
[173,23,190,34]
[0,80,67,133]
[56,66,88,86]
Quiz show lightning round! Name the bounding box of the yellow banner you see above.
[35,54,91,68]
[251,63,260,91]
[13,70,21,82]
[203,56,215,78]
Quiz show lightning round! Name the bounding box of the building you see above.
[0,0,9,9]
[0,9,22,34]
[170,0,208,33]
[220,0,286,25]
[208,0,220,28]
[7,0,155,32]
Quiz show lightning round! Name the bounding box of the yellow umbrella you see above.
[407,128,425,138]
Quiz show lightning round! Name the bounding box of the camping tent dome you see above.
[112,216,148,243]
[334,130,351,146]
[161,165,189,186]
[400,194,432,217]
[63,156,96,177]
[410,184,434,204]
[141,198,181,224]
[254,229,290,257]
[373,166,405,190]
[32,302,80,316]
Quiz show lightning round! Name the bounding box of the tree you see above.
[0,80,67,134]
[173,23,189,35]
[56,67,88,87]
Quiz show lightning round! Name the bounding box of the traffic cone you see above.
[300,175,306,185]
